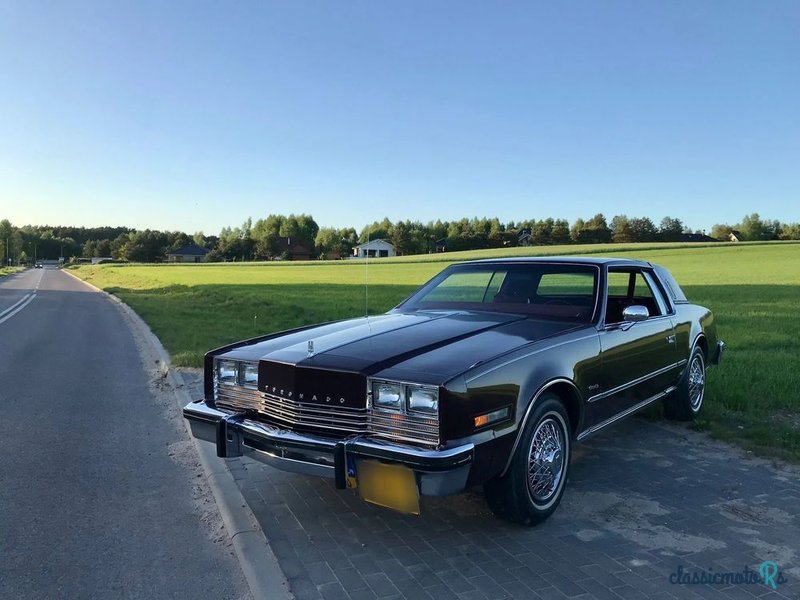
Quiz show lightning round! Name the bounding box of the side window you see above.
[605,269,665,323]
[606,271,631,299]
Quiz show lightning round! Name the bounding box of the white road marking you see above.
[0,293,32,318]
[0,293,36,325]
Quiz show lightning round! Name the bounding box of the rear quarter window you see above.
[653,265,688,303]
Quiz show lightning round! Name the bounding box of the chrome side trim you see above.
[499,378,581,477]
[587,359,686,403]
[601,313,674,331]
[576,386,677,441]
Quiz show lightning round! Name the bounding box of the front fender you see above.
[457,329,600,480]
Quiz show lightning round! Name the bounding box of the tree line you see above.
[1,212,798,264]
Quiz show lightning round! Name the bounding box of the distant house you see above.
[352,239,396,258]
[728,230,743,242]
[435,238,447,253]
[91,257,115,265]
[679,233,719,243]
[276,238,312,261]
[322,250,343,260]
[518,228,532,247]
[167,244,210,263]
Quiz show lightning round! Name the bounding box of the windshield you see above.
[399,263,599,322]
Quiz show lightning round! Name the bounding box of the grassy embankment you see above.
[72,241,800,460]
[0,267,23,277]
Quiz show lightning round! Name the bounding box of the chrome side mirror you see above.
[622,305,649,323]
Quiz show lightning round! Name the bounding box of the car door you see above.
[589,268,680,426]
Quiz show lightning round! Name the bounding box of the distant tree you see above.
[629,217,658,242]
[9,231,23,262]
[205,248,224,262]
[551,219,570,245]
[316,227,355,258]
[123,230,168,262]
[738,213,770,241]
[570,218,586,243]
[251,214,317,259]
[167,231,193,251]
[611,215,633,243]
[111,233,130,259]
[0,219,12,241]
[765,219,782,239]
[0,220,11,264]
[710,223,733,240]
[82,240,97,258]
[314,227,338,257]
[780,223,800,240]
[571,214,611,244]
[251,216,283,259]
[531,218,554,245]
[193,232,206,247]
[96,239,112,257]
[659,216,684,242]
[587,213,612,243]
[360,218,393,243]
[390,221,412,255]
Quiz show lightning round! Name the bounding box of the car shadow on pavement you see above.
[225,416,800,600]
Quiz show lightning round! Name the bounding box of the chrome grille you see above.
[368,411,440,447]
[214,383,439,448]
[260,393,368,435]
[214,384,261,413]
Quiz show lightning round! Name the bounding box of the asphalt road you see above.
[0,267,249,599]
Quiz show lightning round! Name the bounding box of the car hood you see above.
[221,310,583,384]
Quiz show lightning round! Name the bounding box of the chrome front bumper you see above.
[183,400,473,496]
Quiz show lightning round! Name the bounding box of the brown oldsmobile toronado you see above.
[184,257,723,525]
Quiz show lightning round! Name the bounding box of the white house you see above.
[352,239,396,258]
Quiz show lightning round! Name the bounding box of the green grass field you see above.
[72,241,800,460]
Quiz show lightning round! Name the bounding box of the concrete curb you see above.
[63,269,292,600]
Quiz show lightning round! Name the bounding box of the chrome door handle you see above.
[666,335,676,344]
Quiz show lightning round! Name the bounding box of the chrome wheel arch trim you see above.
[691,333,708,359]
[500,378,581,477]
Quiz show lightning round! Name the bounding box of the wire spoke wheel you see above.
[688,354,705,411]
[527,417,566,504]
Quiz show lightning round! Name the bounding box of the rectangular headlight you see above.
[216,359,237,385]
[239,362,258,388]
[373,382,403,410]
[408,386,438,414]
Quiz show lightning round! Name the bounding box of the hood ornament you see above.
[307,340,315,358]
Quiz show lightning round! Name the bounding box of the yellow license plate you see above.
[357,460,420,516]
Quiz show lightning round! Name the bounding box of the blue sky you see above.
[1,1,798,235]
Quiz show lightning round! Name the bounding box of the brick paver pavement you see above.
[184,372,800,599]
